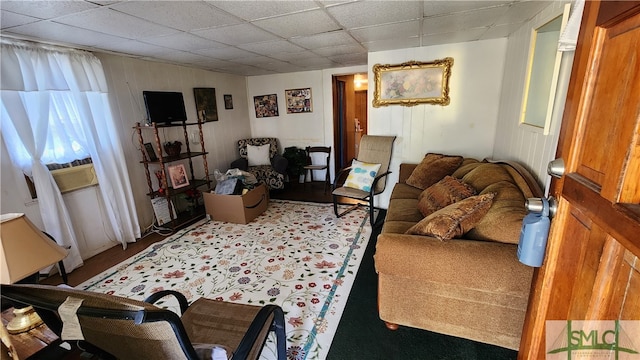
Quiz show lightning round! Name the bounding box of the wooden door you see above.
[333,75,355,170]
[519,1,640,358]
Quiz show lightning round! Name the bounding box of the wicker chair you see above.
[230,138,287,190]
[1,284,286,360]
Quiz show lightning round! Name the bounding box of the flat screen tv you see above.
[143,91,188,124]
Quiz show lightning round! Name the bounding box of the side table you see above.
[1,307,60,359]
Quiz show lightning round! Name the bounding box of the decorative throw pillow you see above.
[344,159,381,192]
[406,192,496,240]
[406,153,463,190]
[247,144,271,166]
[417,176,476,216]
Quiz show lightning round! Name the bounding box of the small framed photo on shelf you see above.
[224,94,233,109]
[143,143,158,161]
[168,164,189,189]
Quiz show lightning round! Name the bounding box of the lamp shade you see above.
[0,213,68,284]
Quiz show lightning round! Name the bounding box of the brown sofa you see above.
[374,157,543,350]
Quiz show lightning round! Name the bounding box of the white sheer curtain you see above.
[0,40,140,272]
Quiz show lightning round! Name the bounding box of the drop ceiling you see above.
[0,0,551,76]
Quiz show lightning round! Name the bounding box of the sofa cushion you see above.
[385,198,424,223]
[460,163,514,192]
[417,176,476,216]
[406,193,496,240]
[344,159,381,192]
[381,220,417,235]
[406,153,463,190]
[390,183,423,200]
[466,181,527,244]
[451,159,483,178]
[247,144,271,166]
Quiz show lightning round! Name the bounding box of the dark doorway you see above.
[332,73,368,173]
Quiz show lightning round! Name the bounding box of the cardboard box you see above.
[203,183,269,224]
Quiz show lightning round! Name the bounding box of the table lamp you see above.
[1,213,69,334]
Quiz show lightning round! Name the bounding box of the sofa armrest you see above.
[374,233,532,293]
[230,158,248,171]
[398,163,418,184]
[271,154,288,175]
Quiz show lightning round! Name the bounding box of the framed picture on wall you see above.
[285,88,312,113]
[224,94,233,109]
[254,94,279,118]
[372,57,453,107]
[193,87,218,122]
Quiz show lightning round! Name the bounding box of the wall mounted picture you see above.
[193,87,218,122]
[373,57,454,107]
[224,94,233,109]
[168,164,189,189]
[254,94,279,118]
[285,88,312,113]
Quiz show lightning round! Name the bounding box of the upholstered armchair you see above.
[230,138,288,190]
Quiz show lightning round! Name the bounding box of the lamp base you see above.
[6,306,43,334]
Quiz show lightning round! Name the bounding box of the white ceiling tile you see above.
[288,56,338,68]
[329,52,367,65]
[424,1,512,17]
[0,0,98,19]
[153,51,214,64]
[233,55,277,66]
[363,37,420,52]
[193,46,257,60]
[237,40,306,55]
[318,0,358,7]
[289,30,358,50]
[54,8,179,39]
[327,1,423,29]
[1,10,39,28]
[0,0,554,76]
[193,23,279,45]
[215,65,272,76]
[189,58,237,68]
[481,22,526,39]
[4,21,124,48]
[253,9,340,38]
[423,6,510,35]
[350,21,420,43]
[209,1,320,21]
[313,44,365,57]
[254,59,297,71]
[268,50,320,62]
[111,1,242,32]
[142,32,226,52]
[496,1,553,25]
[421,28,489,46]
[260,62,307,73]
[97,40,173,57]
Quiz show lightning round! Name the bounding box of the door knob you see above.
[526,196,558,218]
[547,158,565,178]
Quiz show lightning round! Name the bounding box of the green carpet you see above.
[326,210,517,359]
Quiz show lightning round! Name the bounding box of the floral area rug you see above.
[78,199,372,360]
